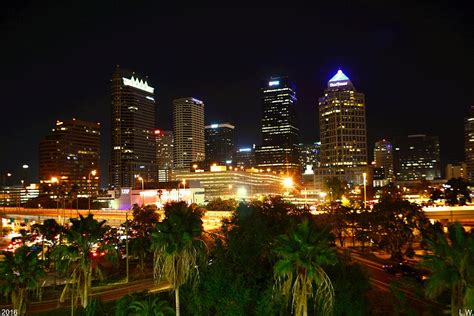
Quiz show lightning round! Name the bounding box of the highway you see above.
[346,249,443,313]
[0,278,171,313]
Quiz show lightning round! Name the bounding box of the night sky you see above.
[1,3,474,185]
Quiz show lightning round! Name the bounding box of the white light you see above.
[22,165,29,169]
[269,80,280,86]
[211,124,218,128]
[122,76,154,93]
[239,148,251,152]
[329,81,348,87]
[146,96,155,101]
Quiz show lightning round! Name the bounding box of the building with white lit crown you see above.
[315,70,368,187]
[255,77,300,177]
[109,67,157,188]
[173,97,205,170]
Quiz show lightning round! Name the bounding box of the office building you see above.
[394,134,441,181]
[315,70,368,187]
[255,76,300,176]
[39,119,100,195]
[110,67,157,188]
[155,130,174,182]
[234,146,256,168]
[374,139,394,182]
[464,106,474,181]
[173,167,284,201]
[173,97,205,169]
[205,123,235,164]
[446,163,467,180]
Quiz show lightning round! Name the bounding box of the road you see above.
[0,279,171,313]
[346,249,443,313]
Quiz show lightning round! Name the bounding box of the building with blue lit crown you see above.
[315,70,368,187]
[255,76,300,177]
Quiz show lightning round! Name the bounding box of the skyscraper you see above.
[298,142,321,172]
[316,70,368,186]
[464,106,474,181]
[204,123,235,164]
[255,77,300,176]
[173,97,205,169]
[234,147,256,168]
[374,139,394,182]
[394,134,441,181]
[39,119,100,195]
[155,130,174,182]
[110,67,157,188]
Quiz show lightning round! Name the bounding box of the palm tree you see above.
[273,220,337,316]
[52,213,116,309]
[32,218,63,264]
[151,201,205,316]
[421,222,474,315]
[127,295,175,316]
[0,246,45,315]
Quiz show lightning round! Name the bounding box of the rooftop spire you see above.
[329,69,350,82]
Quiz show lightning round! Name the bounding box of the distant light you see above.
[22,165,29,169]
[154,129,161,135]
[239,148,251,152]
[146,96,155,101]
[237,187,247,197]
[269,80,280,86]
[211,124,218,128]
[226,160,232,164]
[139,166,145,169]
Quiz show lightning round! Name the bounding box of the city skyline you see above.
[2,4,474,183]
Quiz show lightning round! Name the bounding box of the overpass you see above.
[2,205,474,230]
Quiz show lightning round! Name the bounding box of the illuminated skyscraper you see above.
[173,97,205,169]
[464,106,474,181]
[109,67,157,188]
[205,123,235,164]
[315,70,368,186]
[255,77,300,176]
[39,119,100,194]
[155,130,174,182]
[298,142,321,172]
[394,134,441,181]
[234,147,256,168]
[374,139,394,182]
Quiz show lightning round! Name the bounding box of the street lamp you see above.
[135,175,144,205]
[88,170,97,212]
[363,172,367,209]
[283,177,294,195]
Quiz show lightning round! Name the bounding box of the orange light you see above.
[91,170,97,176]
[51,177,59,184]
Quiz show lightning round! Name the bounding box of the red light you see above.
[154,130,161,135]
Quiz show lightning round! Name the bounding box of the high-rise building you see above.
[374,139,394,182]
[446,163,467,180]
[298,142,321,172]
[394,134,441,181]
[315,70,368,186]
[464,106,474,181]
[205,123,235,164]
[110,67,157,188]
[39,119,100,195]
[173,97,205,169]
[234,147,256,168]
[255,77,300,176]
[155,130,174,182]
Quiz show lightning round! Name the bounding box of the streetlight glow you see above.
[283,177,294,189]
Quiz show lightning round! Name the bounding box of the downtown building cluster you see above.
[3,66,473,207]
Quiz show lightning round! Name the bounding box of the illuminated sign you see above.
[211,124,218,128]
[268,80,280,86]
[329,81,348,87]
[146,96,155,101]
[239,148,251,152]
[122,76,154,93]
[121,188,130,194]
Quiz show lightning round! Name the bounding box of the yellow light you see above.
[192,164,198,169]
[91,170,97,176]
[228,184,233,189]
[283,177,294,188]
[51,177,58,183]
[266,168,271,172]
